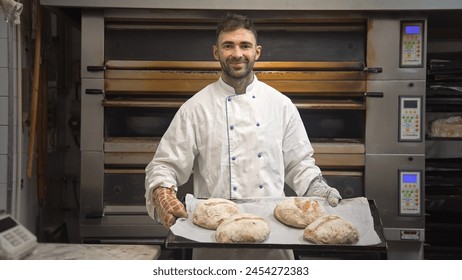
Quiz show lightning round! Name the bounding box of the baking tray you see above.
[165,198,387,257]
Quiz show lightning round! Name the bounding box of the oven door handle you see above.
[85,89,105,95]
[364,92,384,98]
[363,67,383,73]
[87,65,106,72]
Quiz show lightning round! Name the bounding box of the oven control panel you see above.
[400,21,424,67]
[399,171,422,216]
[399,96,422,142]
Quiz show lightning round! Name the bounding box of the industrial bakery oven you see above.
[79,9,425,258]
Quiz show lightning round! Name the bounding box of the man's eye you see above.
[241,44,252,49]
[223,44,233,49]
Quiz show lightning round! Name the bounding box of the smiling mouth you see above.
[229,62,246,68]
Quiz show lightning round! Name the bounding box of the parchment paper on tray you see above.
[170,194,382,246]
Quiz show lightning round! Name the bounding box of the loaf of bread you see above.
[192,198,240,229]
[215,213,270,243]
[303,214,359,244]
[429,115,462,138]
[274,197,325,228]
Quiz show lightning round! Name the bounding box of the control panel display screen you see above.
[405,25,421,35]
[403,174,418,183]
[404,100,418,109]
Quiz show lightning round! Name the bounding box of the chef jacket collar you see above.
[218,75,258,96]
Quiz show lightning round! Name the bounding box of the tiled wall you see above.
[0,14,9,214]
[0,12,17,215]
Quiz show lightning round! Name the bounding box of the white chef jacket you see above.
[145,75,322,220]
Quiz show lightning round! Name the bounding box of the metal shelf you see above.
[425,54,462,259]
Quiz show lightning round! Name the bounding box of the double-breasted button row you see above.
[230,152,263,162]
[232,184,266,192]
[229,122,261,130]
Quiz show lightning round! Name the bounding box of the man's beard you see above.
[220,57,255,80]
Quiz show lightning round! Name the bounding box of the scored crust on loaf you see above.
[273,197,326,228]
[215,213,270,243]
[192,198,240,229]
[303,214,359,245]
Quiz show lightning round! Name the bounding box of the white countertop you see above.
[24,243,161,260]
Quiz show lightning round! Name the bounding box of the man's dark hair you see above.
[216,13,258,42]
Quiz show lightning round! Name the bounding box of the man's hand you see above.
[152,186,188,228]
[305,176,342,207]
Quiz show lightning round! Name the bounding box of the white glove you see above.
[305,175,342,207]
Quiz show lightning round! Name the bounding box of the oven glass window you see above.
[299,109,365,141]
[105,107,178,137]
